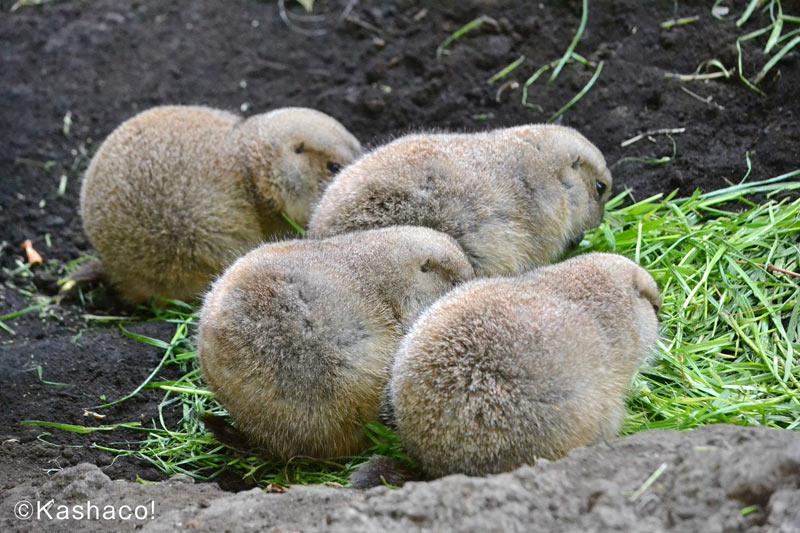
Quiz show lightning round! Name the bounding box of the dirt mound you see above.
[1,425,797,531]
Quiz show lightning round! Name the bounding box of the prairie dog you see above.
[198,226,474,460]
[309,124,612,276]
[390,252,660,477]
[80,105,361,303]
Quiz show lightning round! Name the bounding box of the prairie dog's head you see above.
[513,125,612,250]
[577,252,660,311]
[357,226,476,329]
[238,107,362,225]
[540,252,660,359]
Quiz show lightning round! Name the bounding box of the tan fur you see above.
[308,124,612,276]
[390,252,660,477]
[80,105,361,303]
[198,226,474,460]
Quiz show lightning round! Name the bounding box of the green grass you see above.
[6,0,797,488]
[549,0,589,82]
[0,257,70,335]
[661,16,700,30]
[724,0,800,94]
[487,55,526,85]
[604,177,800,432]
[547,60,604,123]
[440,1,798,119]
[434,4,600,121]
[20,171,799,488]
[436,15,499,59]
[520,0,600,122]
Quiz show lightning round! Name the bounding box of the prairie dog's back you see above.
[310,131,515,226]
[81,106,260,301]
[201,238,401,384]
[309,125,612,276]
[310,132,531,272]
[82,107,242,211]
[200,242,397,459]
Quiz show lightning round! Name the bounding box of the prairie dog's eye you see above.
[595,181,607,196]
[327,161,342,175]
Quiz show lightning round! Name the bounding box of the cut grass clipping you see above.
[732,0,800,95]
[435,4,601,123]
[24,172,800,488]
[439,1,800,119]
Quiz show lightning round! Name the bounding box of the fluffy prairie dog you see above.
[80,105,361,303]
[390,252,660,478]
[309,124,612,277]
[198,226,474,460]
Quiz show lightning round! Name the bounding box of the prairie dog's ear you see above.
[633,266,661,314]
[416,257,465,290]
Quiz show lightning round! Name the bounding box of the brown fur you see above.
[309,124,612,276]
[80,105,360,303]
[390,252,660,477]
[198,226,474,461]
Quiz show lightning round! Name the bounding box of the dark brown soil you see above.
[1,0,799,490]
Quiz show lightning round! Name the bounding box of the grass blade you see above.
[488,55,526,84]
[549,0,588,82]
[754,34,800,83]
[548,60,604,122]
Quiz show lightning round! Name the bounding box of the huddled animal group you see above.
[79,105,660,485]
